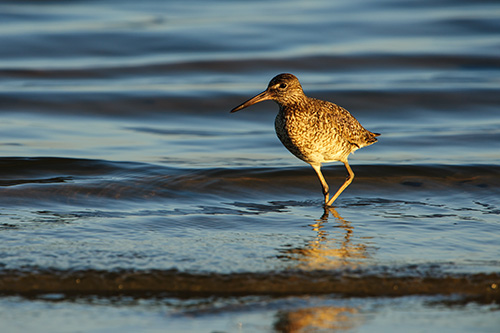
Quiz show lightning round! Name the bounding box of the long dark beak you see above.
[230,90,273,113]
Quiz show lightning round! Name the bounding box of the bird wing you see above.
[319,99,379,148]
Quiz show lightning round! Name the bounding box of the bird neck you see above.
[278,95,309,114]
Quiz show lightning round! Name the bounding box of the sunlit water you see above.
[1,0,499,331]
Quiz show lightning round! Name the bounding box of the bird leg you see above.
[311,164,330,205]
[326,161,354,206]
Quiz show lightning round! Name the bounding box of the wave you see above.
[0,268,498,303]
[1,157,499,206]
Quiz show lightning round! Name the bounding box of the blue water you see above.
[1,0,499,331]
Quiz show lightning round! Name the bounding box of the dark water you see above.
[1,0,500,331]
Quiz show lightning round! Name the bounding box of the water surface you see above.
[0,0,499,331]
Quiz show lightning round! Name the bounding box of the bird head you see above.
[230,73,304,113]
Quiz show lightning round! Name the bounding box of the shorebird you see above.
[230,73,380,206]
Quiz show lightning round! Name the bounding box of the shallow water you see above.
[1,0,499,331]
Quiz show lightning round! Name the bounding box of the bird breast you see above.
[274,101,354,164]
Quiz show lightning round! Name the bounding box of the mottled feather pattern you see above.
[275,96,378,164]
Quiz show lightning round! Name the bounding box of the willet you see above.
[231,73,379,206]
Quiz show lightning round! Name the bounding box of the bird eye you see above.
[279,83,287,89]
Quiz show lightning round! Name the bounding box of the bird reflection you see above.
[274,306,362,332]
[279,207,369,270]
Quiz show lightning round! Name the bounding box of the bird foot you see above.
[325,196,339,207]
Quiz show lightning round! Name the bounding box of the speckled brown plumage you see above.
[231,73,380,206]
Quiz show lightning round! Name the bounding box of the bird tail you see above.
[365,131,380,145]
